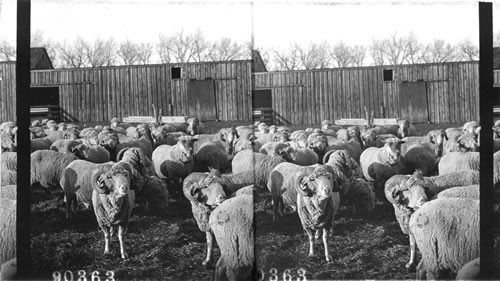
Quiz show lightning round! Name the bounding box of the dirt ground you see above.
[26,121,499,280]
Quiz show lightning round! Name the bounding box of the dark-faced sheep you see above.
[91,163,136,259]
[295,166,340,262]
[410,197,479,280]
[210,194,254,281]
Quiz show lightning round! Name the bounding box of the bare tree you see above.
[208,37,246,61]
[157,30,194,63]
[404,32,424,64]
[117,40,139,65]
[0,39,16,61]
[272,45,301,71]
[137,43,153,65]
[56,37,88,68]
[422,39,457,63]
[330,41,352,68]
[379,33,411,65]
[296,42,330,69]
[190,29,210,62]
[456,38,479,61]
[370,38,385,66]
[84,38,117,67]
[350,45,366,67]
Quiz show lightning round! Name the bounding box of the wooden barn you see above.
[1,52,254,123]
[254,61,500,125]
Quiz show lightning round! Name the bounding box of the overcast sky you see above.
[0,0,499,50]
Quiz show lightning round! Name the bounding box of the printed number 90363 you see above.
[52,270,115,281]
[256,268,307,281]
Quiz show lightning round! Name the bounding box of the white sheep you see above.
[438,152,479,175]
[0,198,16,265]
[209,194,254,281]
[410,197,479,279]
[295,166,340,262]
[91,163,136,259]
[455,258,480,280]
[152,136,197,182]
[31,150,79,190]
[435,184,479,200]
[71,143,111,163]
[279,146,318,166]
[1,170,16,186]
[231,150,285,189]
[49,139,82,154]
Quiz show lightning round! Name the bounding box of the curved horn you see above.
[116,147,131,162]
[322,149,336,164]
[91,165,112,194]
[295,169,314,197]
[183,180,204,202]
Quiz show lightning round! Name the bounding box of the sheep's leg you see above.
[214,257,226,281]
[322,227,332,262]
[416,260,426,280]
[315,229,321,240]
[202,231,213,266]
[102,226,111,256]
[405,232,416,271]
[307,230,315,257]
[118,225,128,259]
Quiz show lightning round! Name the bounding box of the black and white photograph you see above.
[0,0,499,280]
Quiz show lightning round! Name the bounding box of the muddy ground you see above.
[25,121,499,280]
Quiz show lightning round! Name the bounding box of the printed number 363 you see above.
[52,270,115,281]
[258,268,307,281]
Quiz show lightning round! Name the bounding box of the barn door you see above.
[187,79,217,121]
[399,81,429,123]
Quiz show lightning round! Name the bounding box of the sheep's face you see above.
[257,123,269,134]
[1,133,16,152]
[219,128,238,147]
[278,146,295,162]
[186,118,200,136]
[31,120,41,127]
[383,139,403,165]
[392,184,427,211]
[295,134,308,149]
[187,180,226,208]
[321,124,329,131]
[64,129,80,140]
[151,128,167,147]
[398,120,410,138]
[177,136,195,162]
[462,121,479,135]
[308,137,327,155]
[96,169,131,198]
[273,132,288,143]
[31,127,46,138]
[99,133,118,151]
[268,126,278,134]
[361,130,377,148]
[71,144,90,159]
[458,133,479,152]
[86,131,100,146]
[336,129,349,142]
[58,124,67,131]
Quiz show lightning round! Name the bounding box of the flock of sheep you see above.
[0,116,497,280]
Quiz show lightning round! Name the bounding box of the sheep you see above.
[295,165,340,262]
[279,146,318,166]
[409,197,479,280]
[455,258,480,280]
[259,142,290,157]
[341,178,375,217]
[60,160,114,217]
[1,170,16,186]
[324,138,363,163]
[1,152,16,172]
[31,150,79,190]
[1,258,17,280]
[462,121,480,135]
[136,175,169,213]
[0,121,16,135]
[0,198,16,265]
[31,136,54,152]
[0,185,17,200]
[183,172,228,266]
[193,128,238,157]
[71,143,111,163]
[360,138,405,195]
[91,162,136,259]
[384,170,480,269]
[438,152,479,175]
[267,163,343,222]
[186,117,202,136]
[435,185,479,200]
[152,136,197,182]
[193,141,229,174]
[397,119,418,138]
[231,150,285,189]
[401,129,447,157]
[114,134,154,161]
[402,143,438,176]
[210,194,254,281]
[110,117,132,130]
[1,133,16,152]
[50,139,82,154]
[307,133,329,161]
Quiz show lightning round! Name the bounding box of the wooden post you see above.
[479,2,493,278]
[16,0,32,277]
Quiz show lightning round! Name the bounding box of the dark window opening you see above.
[383,69,393,81]
[171,67,182,79]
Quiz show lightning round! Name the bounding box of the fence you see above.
[254,61,487,125]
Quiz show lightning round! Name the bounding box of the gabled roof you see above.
[30,47,54,70]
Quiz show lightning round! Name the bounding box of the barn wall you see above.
[0,62,16,122]
[254,62,483,124]
[29,60,253,122]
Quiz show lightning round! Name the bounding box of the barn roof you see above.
[30,47,54,70]
[494,47,500,69]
